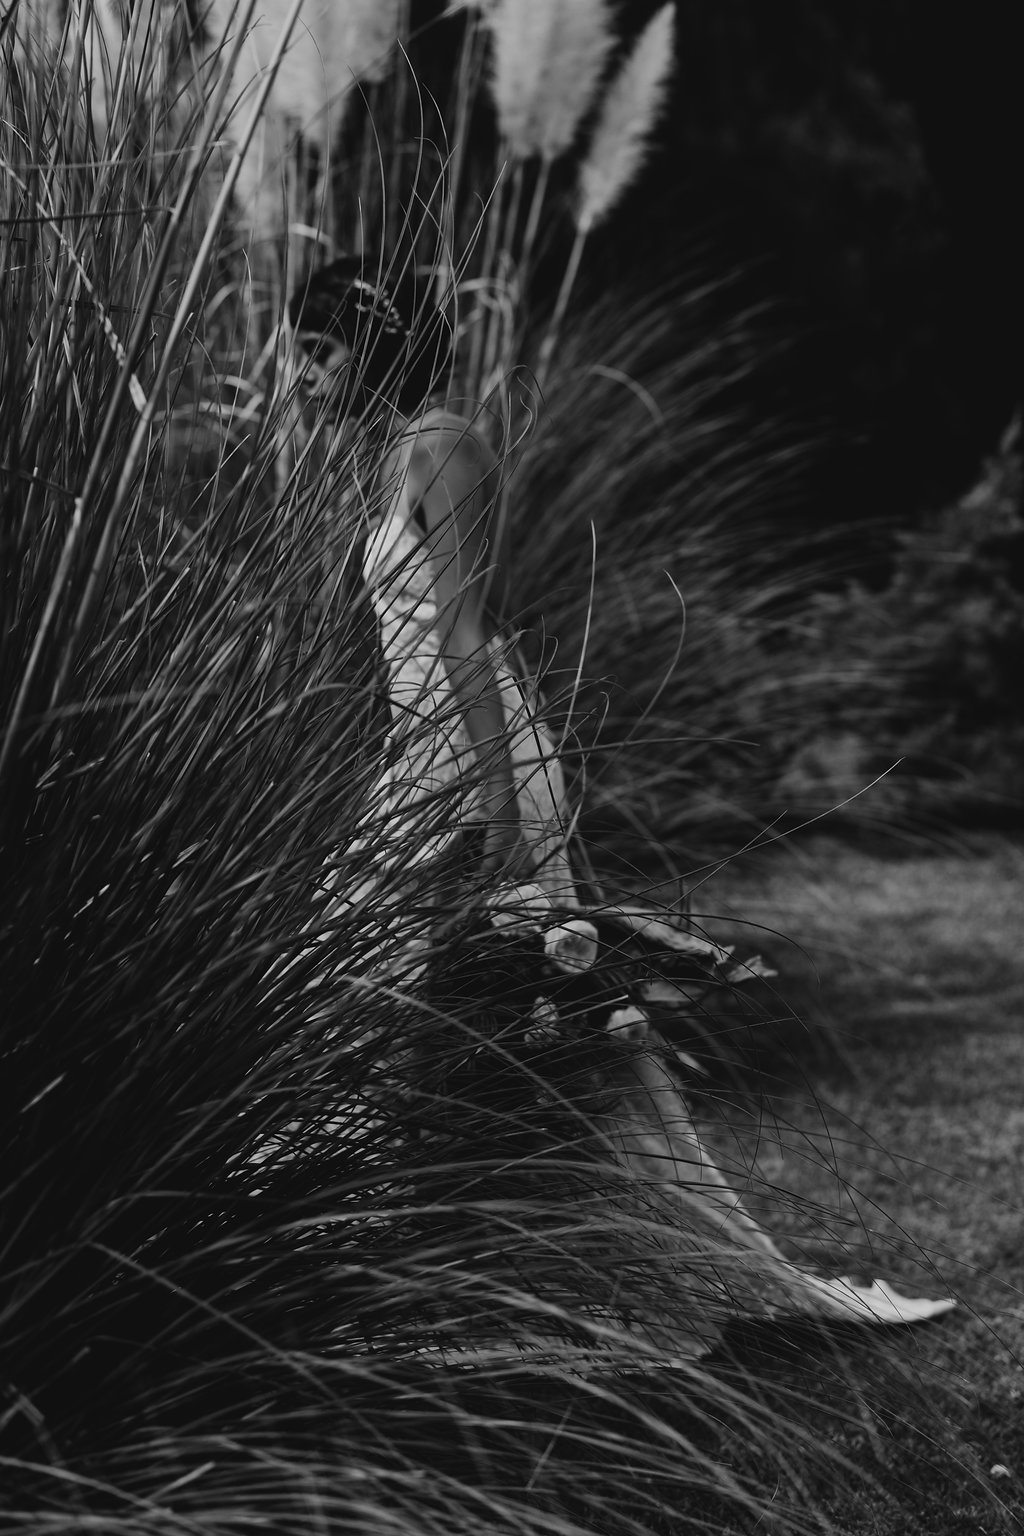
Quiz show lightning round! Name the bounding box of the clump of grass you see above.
[505,274,834,867]
[0,14,981,1536]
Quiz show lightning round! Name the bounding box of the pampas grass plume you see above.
[207,0,405,241]
[576,1,674,231]
[487,0,613,161]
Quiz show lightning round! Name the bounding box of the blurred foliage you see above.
[552,0,1020,526]
[632,0,978,524]
[773,424,1024,825]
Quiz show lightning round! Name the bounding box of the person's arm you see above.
[388,412,517,866]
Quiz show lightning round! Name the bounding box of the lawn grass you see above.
[699,831,1024,1532]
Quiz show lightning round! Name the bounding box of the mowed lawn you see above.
[698,833,1024,1533]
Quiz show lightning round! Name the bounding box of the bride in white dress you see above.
[289,257,955,1358]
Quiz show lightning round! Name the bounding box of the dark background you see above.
[612,1,1022,534]
[416,1,1023,544]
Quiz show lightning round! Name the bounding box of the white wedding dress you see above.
[315,403,955,1358]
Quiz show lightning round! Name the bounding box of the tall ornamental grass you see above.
[0,7,978,1535]
[292,3,865,863]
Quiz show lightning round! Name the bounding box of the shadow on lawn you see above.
[697,831,1024,1534]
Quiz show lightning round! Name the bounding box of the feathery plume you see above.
[576,1,674,232]
[487,0,613,162]
[205,0,405,240]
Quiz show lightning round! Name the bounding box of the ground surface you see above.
[697,831,1024,1533]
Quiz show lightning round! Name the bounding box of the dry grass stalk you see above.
[576,1,674,233]
[5,0,172,131]
[486,0,612,162]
